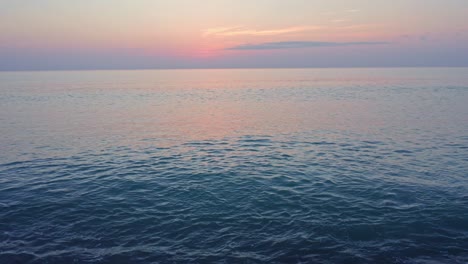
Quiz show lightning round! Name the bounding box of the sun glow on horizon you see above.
[1,0,467,70]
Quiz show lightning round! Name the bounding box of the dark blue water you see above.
[1,68,468,263]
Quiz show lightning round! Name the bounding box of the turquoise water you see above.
[1,68,468,263]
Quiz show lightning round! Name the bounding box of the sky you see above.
[1,0,468,70]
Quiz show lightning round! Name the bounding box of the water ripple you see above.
[1,135,467,263]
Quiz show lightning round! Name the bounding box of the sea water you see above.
[1,68,468,263]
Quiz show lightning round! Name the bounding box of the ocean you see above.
[1,68,468,263]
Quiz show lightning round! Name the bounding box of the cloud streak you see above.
[227,41,390,50]
[204,26,320,37]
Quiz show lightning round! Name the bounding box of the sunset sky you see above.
[1,0,468,70]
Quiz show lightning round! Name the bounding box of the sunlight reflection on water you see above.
[1,68,468,263]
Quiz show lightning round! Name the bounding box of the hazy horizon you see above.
[4,66,468,73]
[1,0,468,71]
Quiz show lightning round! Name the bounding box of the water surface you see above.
[1,68,468,263]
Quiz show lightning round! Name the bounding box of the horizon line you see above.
[1,65,468,73]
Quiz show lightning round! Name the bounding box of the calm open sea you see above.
[1,68,468,263]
